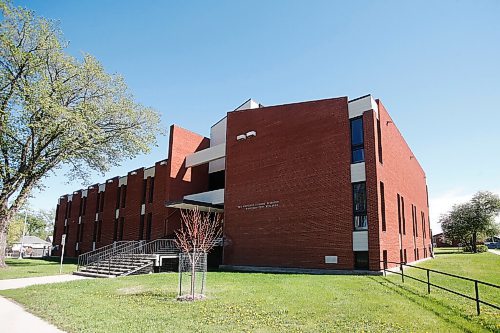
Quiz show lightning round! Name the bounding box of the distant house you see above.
[432,233,460,247]
[12,236,52,258]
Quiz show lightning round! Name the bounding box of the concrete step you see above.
[73,270,117,278]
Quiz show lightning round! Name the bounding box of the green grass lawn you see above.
[0,252,499,332]
[0,257,77,280]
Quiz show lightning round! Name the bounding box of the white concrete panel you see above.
[81,190,88,198]
[235,99,260,111]
[98,183,106,193]
[186,143,226,168]
[141,204,145,215]
[210,117,227,146]
[353,231,369,251]
[184,189,224,205]
[118,176,128,186]
[325,256,338,264]
[209,157,225,173]
[78,216,81,224]
[144,166,155,179]
[115,209,119,219]
[95,213,99,222]
[67,195,73,202]
[351,162,366,183]
[348,95,379,119]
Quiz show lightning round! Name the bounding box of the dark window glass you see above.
[99,192,105,212]
[404,249,407,263]
[397,194,402,234]
[139,215,145,240]
[116,186,122,209]
[142,179,147,204]
[68,201,72,217]
[350,117,365,163]
[414,205,418,237]
[380,182,386,232]
[149,177,155,203]
[353,182,367,230]
[146,213,152,240]
[351,118,364,146]
[352,148,365,163]
[82,197,87,216]
[377,118,383,163]
[383,250,388,269]
[119,217,124,241]
[113,219,118,241]
[97,220,102,242]
[121,185,127,208]
[401,196,406,235]
[354,251,369,270]
[93,221,97,242]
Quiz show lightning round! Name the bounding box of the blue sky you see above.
[13,0,500,232]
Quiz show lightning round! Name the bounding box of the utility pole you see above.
[18,209,28,259]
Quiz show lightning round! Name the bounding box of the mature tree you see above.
[0,2,161,266]
[175,207,222,301]
[440,191,500,253]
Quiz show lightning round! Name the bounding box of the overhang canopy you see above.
[165,199,224,213]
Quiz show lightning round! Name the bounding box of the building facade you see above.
[52,95,432,271]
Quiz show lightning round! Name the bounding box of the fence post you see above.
[400,263,404,283]
[427,270,430,294]
[475,281,480,315]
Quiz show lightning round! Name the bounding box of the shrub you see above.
[463,244,488,253]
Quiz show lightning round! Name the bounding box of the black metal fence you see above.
[381,261,499,315]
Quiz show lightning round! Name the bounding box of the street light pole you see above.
[18,209,28,259]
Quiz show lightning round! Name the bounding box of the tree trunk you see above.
[191,252,196,300]
[472,232,477,253]
[0,202,10,268]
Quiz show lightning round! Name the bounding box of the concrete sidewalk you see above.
[0,296,66,333]
[0,274,88,291]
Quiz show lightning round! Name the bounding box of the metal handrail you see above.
[379,260,500,315]
[77,241,139,271]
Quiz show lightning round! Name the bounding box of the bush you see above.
[463,244,488,253]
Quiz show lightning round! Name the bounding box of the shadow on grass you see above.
[118,290,178,302]
[369,276,482,333]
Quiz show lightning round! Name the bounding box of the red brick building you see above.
[52,95,432,271]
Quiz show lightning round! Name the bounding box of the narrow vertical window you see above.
[377,118,383,163]
[350,117,364,163]
[113,219,118,241]
[116,186,122,209]
[93,221,97,242]
[139,215,145,240]
[413,205,418,237]
[411,204,415,236]
[99,192,105,212]
[383,250,388,269]
[141,179,147,204]
[353,182,367,230]
[149,177,155,203]
[401,196,406,235]
[68,201,72,217]
[119,217,125,241]
[421,212,426,238]
[96,193,100,213]
[82,197,87,216]
[146,213,153,240]
[121,185,127,208]
[79,197,84,216]
[380,182,386,231]
[97,220,102,242]
[397,194,402,234]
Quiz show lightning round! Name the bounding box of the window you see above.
[383,250,388,269]
[139,215,145,240]
[146,213,152,240]
[82,197,87,216]
[96,193,100,213]
[354,251,369,270]
[377,118,383,164]
[116,186,122,209]
[421,212,426,238]
[416,248,419,260]
[118,217,124,241]
[97,220,102,242]
[413,205,418,237]
[67,201,72,218]
[99,192,105,212]
[148,177,155,203]
[397,194,402,234]
[350,117,364,163]
[353,182,367,230]
[380,182,386,231]
[141,179,147,204]
[113,219,118,241]
[121,185,127,208]
[401,196,406,235]
[411,204,415,236]
[404,249,407,263]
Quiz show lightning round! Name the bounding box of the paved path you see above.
[0,296,66,333]
[0,274,90,333]
[0,274,88,290]
[489,249,500,256]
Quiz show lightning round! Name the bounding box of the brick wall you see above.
[223,97,355,269]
